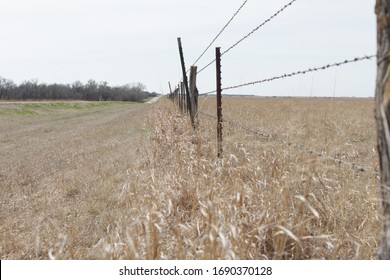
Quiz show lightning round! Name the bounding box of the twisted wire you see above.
[191,0,249,68]
[197,0,298,74]
[200,55,376,95]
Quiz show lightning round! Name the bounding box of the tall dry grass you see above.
[97,97,380,260]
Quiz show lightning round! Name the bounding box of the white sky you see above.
[0,0,377,97]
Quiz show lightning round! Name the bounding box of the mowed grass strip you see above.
[0,101,150,259]
[0,101,139,116]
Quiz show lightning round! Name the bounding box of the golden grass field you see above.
[0,97,381,259]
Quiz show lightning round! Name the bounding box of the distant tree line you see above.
[0,77,156,102]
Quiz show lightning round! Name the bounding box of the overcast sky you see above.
[0,0,376,97]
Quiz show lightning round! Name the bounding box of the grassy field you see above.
[0,101,148,259]
[0,101,137,116]
[0,98,381,259]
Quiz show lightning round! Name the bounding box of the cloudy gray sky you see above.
[0,0,376,97]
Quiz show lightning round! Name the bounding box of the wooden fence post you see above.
[216,47,223,158]
[375,0,390,260]
[189,66,199,129]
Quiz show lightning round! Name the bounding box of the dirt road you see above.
[146,95,163,104]
[0,102,153,259]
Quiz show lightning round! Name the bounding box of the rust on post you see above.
[216,47,223,158]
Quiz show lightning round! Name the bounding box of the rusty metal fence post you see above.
[177,37,191,114]
[216,47,223,158]
[168,82,173,99]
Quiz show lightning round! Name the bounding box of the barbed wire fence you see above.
[199,55,376,95]
[191,0,249,69]
[197,0,298,74]
[199,111,378,175]
[169,0,377,176]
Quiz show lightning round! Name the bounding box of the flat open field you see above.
[0,97,381,259]
[0,101,150,259]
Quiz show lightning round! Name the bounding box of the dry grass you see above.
[98,97,380,260]
[0,98,381,259]
[0,101,148,259]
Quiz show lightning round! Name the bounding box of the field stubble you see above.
[0,98,381,259]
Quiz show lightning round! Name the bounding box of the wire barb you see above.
[223,0,297,57]
[200,55,376,95]
[191,0,249,68]
[198,0,298,74]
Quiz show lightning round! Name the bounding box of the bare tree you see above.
[86,79,99,101]
[98,81,110,101]
[375,0,390,260]
[0,77,15,100]
[71,81,84,100]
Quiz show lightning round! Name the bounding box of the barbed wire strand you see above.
[197,0,298,75]
[200,55,376,95]
[191,0,249,68]
[198,111,379,175]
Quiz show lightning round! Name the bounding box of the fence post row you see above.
[171,37,199,129]
[166,2,390,260]
[177,38,192,114]
[216,47,223,158]
[375,0,390,260]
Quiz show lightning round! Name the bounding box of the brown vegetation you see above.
[0,97,381,259]
[0,102,148,259]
